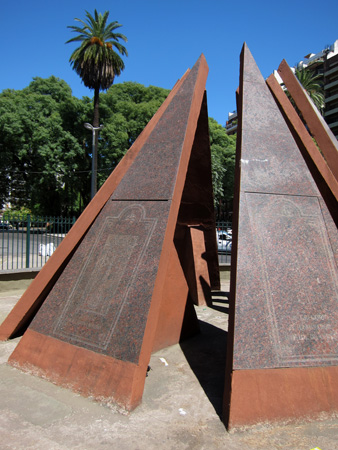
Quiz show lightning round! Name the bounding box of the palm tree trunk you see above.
[93,87,100,128]
[92,86,100,197]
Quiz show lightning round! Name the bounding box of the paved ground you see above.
[0,275,337,449]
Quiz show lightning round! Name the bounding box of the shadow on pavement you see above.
[180,317,227,421]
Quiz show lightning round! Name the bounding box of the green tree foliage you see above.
[285,67,325,114]
[208,118,236,203]
[0,78,236,216]
[295,68,325,112]
[97,82,170,186]
[0,77,89,215]
[67,9,128,196]
[67,10,127,95]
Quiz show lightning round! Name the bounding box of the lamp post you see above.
[84,122,103,199]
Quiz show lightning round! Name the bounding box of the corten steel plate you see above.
[277,59,338,182]
[30,201,171,364]
[266,73,338,206]
[224,44,338,429]
[8,55,219,410]
[0,65,192,342]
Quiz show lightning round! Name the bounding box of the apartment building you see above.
[297,40,338,139]
[225,111,237,135]
[225,40,338,139]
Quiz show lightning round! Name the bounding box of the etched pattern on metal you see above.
[53,204,157,351]
[246,192,338,365]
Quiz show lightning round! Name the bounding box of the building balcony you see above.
[324,106,338,117]
[225,124,237,135]
[324,65,338,77]
[325,93,338,104]
[324,79,338,90]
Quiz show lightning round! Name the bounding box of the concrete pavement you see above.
[0,274,337,449]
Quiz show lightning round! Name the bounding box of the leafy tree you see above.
[1,77,234,217]
[0,77,87,215]
[208,118,236,203]
[26,75,72,102]
[97,82,170,186]
[66,9,128,195]
[0,80,170,214]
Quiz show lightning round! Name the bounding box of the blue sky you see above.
[1,0,338,125]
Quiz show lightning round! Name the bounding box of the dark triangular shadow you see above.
[180,319,228,420]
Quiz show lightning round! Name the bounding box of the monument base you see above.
[224,366,338,429]
[9,329,147,410]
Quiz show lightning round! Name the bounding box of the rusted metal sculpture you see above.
[224,43,338,430]
[3,55,219,410]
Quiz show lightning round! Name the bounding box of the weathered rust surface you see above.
[190,227,212,306]
[277,59,338,182]
[0,69,191,342]
[177,91,220,291]
[224,43,338,429]
[8,55,219,410]
[267,73,338,205]
[226,366,338,429]
[10,328,145,410]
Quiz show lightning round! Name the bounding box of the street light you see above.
[84,122,103,199]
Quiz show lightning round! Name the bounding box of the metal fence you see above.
[216,221,232,265]
[0,214,231,271]
[0,215,76,270]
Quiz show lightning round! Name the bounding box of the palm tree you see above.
[66,9,127,195]
[294,67,325,113]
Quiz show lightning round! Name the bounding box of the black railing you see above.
[0,214,76,270]
[216,220,232,264]
[0,213,232,270]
